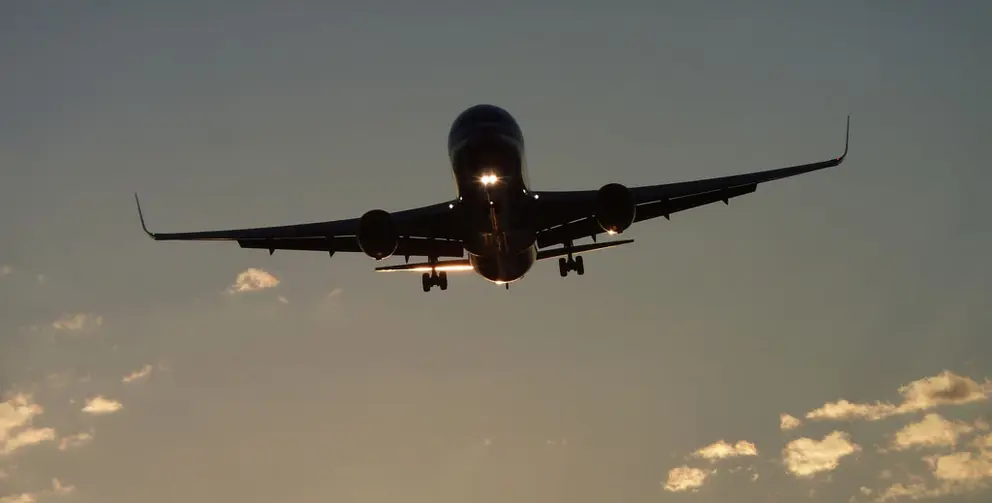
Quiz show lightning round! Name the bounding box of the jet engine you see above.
[357,209,398,259]
[594,183,636,234]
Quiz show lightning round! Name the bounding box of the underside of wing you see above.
[237,236,464,258]
[134,194,464,259]
[533,116,849,247]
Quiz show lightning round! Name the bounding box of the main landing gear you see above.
[422,270,448,292]
[558,255,584,277]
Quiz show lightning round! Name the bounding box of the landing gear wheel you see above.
[557,255,586,278]
[421,270,448,292]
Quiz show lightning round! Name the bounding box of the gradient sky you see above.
[3,2,992,502]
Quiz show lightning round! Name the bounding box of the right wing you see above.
[533,116,849,248]
[134,195,465,258]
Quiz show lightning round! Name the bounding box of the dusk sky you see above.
[2,2,991,502]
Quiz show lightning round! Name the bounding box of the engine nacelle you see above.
[594,183,636,234]
[357,209,398,260]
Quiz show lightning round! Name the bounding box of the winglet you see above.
[838,115,850,162]
[134,193,156,239]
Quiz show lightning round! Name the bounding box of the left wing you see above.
[134,194,465,258]
[533,116,849,248]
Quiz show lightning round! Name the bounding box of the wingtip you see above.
[134,192,155,238]
[839,114,850,161]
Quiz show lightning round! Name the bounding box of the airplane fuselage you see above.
[447,104,539,284]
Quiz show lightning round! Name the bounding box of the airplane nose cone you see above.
[448,105,522,153]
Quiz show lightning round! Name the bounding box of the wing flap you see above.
[536,239,634,260]
[237,237,464,258]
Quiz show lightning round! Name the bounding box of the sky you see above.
[2,1,992,502]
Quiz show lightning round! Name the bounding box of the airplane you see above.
[135,104,849,292]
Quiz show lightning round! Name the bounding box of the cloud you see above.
[1,394,42,439]
[0,494,36,503]
[805,371,991,423]
[0,394,53,456]
[662,370,991,501]
[691,440,758,462]
[51,313,103,332]
[49,478,75,496]
[782,431,861,477]
[874,482,940,501]
[121,364,153,384]
[929,450,992,483]
[972,432,992,450]
[277,295,289,304]
[226,268,279,294]
[0,265,11,277]
[81,396,122,415]
[58,431,93,451]
[891,413,975,451]
[780,413,802,430]
[872,447,992,502]
[663,465,712,492]
[0,477,75,503]
[1,427,55,456]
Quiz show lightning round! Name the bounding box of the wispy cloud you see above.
[81,396,122,415]
[2,427,55,456]
[51,313,103,332]
[58,431,93,451]
[121,364,153,384]
[804,371,991,423]
[0,477,75,503]
[691,440,758,462]
[226,268,279,294]
[0,394,52,456]
[0,265,11,277]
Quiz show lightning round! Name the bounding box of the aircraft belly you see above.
[464,229,534,256]
[469,245,536,283]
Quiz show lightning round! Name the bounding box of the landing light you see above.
[480,174,498,186]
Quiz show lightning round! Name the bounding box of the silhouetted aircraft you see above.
[136,104,849,292]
